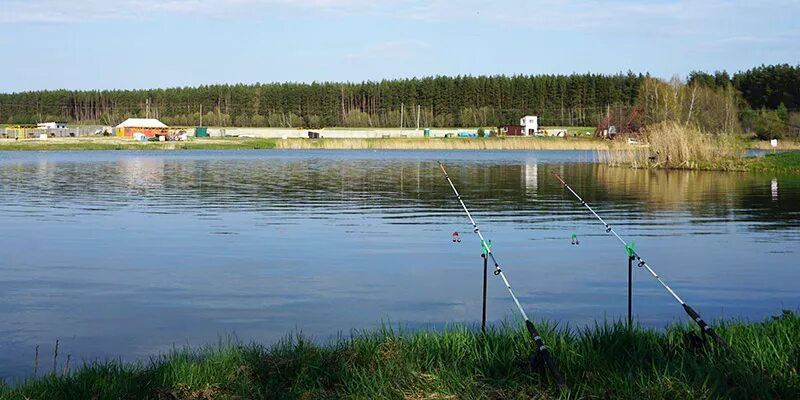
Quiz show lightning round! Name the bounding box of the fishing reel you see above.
[528,352,545,375]
[684,330,709,353]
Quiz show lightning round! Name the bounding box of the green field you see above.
[1,311,798,399]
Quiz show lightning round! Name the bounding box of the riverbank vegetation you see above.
[605,121,800,172]
[604,122,748,170]
[273,137,608,150]
[1,310,798,399]
[603,66,800,172]
[748,151,800,173]
[3,136,798,159]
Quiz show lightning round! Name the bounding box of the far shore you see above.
[1,136,798,152]
[0,136,611,151]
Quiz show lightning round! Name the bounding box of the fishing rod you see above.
[438,162,564,385]
[553,172,725,345]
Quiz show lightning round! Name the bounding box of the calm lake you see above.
[1,150,798,380]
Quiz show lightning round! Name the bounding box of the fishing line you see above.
[438,162,564,385]
[554,172,725,345]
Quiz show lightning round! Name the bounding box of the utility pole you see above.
[199,104,203,126]
[146,98,151,119]
[416,104,421,130]
[400,103,404,130]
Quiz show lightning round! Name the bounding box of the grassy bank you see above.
[748,151,800,173]
[2,311,798,399]
[0,137,610,151]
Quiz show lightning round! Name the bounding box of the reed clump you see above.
[2,310,798,399]
[603,122,747,170]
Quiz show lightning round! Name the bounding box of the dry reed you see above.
[274,137,610,151]
[602,122,746,170]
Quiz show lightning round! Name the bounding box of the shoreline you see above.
[1,311,797,398]
[0,137,611,151]
[2,136,798,152]
[3,137,797,174]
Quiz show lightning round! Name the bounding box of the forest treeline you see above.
[0,64,797,131]
[0,74,643,128]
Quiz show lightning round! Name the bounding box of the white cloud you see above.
[0,0,381,23]
[2,0,797,46]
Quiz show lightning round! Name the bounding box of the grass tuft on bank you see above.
[1,311,799,399]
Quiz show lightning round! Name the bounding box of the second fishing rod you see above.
[438,162,564,385]
[553,172,725,346]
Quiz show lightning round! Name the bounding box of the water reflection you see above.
[772,178,779,201]
[0,150,798,380]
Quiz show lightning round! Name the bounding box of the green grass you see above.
[748,151,800,173]
[2,311,798,399]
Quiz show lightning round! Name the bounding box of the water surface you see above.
[1,150,798,380]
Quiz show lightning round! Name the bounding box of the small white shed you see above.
[520,116,538,135]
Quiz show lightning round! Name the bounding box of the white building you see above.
[37,122,67,129]
[520,116,538,135]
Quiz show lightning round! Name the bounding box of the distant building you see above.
[520,116,538,135]
[499,125,524,136]
[37,121,67,129]
[115,118,168,138]
[499,115,538,136]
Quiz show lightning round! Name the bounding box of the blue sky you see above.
[0,0,797,92]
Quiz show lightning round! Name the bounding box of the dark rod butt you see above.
[682,304,725,345]
[524,320,564,385]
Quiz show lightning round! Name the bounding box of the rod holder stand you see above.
[628,255,634,327]
[481,252,488,334]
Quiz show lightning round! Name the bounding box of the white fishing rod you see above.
[554,173,724,345]
[438,162,564,384]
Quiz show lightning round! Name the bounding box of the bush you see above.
[744,109,792,140]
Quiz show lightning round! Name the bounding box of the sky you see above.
[0,0,798,93]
